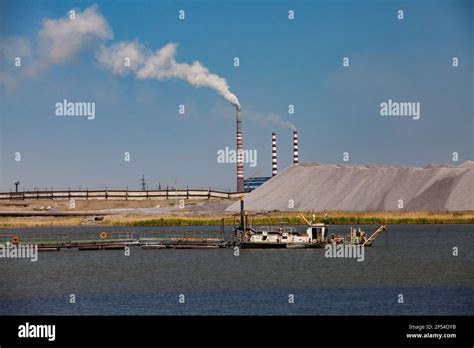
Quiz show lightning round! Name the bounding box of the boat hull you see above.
[240,242,287,249]
[240,241,326,249]
[286,243,324,249]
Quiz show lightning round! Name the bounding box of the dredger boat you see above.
[234,197,386,249]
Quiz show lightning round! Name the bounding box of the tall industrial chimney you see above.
[272,132,277,176]
[293,129,299,165]
[236,107,244,192]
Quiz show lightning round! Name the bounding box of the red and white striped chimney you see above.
[293,129,299,165]
[236,107,244,192]
[272,132,277,176]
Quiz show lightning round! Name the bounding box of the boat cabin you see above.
[305,223,328,243]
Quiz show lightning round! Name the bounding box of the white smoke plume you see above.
[97,41,240,108]
[265,112,296,130]
[0,37,32,88]
[210,103,295,130]
[242,109,295,130]
[0,5,113,80]
[0,37,32,61]
[95,40,146,74]
[38,5,113,65]
[2,5,240,108]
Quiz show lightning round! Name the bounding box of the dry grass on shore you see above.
[106,211,474,226]
[0,217,84,228]
[0,211,472,229]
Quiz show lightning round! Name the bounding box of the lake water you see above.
[0,224,472,315]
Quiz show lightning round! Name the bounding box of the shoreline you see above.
[1,211,473,228]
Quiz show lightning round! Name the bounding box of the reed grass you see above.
[0,217,84,228]
[105,211,474,226]
[0,211,472,228]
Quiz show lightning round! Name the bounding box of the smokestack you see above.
[293,129,299,165]
[236,107,244,192]
[272,132,278,176]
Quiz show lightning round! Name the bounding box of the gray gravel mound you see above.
[226,162,474,212]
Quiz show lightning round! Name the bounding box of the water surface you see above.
[0,225,472,315]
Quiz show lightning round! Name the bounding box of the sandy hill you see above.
[227,162,474,212]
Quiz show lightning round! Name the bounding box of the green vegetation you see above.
[106,211,474,227]
[0,211,472,228]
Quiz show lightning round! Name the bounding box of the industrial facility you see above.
[239,113,300,192]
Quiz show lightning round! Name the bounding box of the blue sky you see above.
[0,0,472,191]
